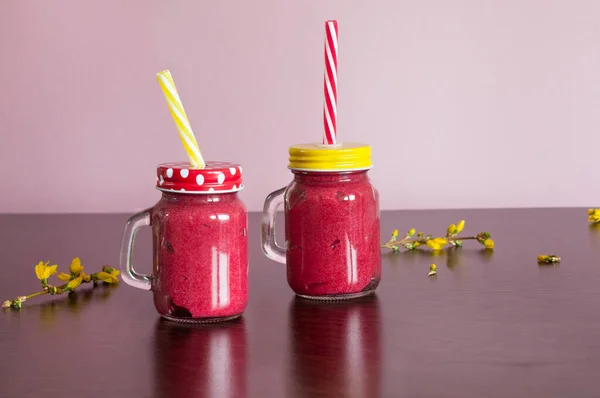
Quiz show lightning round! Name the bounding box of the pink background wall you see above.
[1,0,599,213]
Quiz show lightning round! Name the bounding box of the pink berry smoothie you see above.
[285,170,381,298]
[151,192,248,321]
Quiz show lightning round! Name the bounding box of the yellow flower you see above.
[96,269,120,284]
[391,229,398,239]
[428,264,437,276]
[57,272,71,282]
[426,238,448,251]
[66,276,83,291]
[69,257,84,275]
[537,254,560,264]
[408,228,416,237]
[456,220,465,233]
[447,224,457,235]
[588,209,600,223]
[483,239,494,249]
[34,261,57,281]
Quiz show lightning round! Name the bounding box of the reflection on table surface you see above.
[153,318,247,398]
[288,295,381,398]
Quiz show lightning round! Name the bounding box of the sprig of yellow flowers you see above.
[2,258,120,309]
[381,219,495,253]
[588,209,600,223]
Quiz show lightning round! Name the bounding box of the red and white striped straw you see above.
[323,20,338,145]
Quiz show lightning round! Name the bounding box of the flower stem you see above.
[2,282,74,308]
[25,283,70,300]
[25,290,49,300]
[381,235,479,249]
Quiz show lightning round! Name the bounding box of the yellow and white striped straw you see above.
[156,69,205,169]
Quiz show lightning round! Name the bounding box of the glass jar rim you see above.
[156,186,244,195]
[289,166,372,173]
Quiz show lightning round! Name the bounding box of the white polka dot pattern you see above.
[156,161,243,194]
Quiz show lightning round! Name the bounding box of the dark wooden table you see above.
[1,208,599,397]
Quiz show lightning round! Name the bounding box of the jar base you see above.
[296,290,375,301]
[160,313,243,324]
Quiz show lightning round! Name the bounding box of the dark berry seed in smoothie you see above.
[151,192,248,319]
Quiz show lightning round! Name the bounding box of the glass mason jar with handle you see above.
[120,161,248,323]
[261,143,381,300]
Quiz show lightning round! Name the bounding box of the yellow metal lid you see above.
[288,142,372,171]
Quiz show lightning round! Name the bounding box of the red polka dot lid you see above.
[156,161,243,194]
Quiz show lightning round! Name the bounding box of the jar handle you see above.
[119,208,153,291]
[261,187,287,264]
